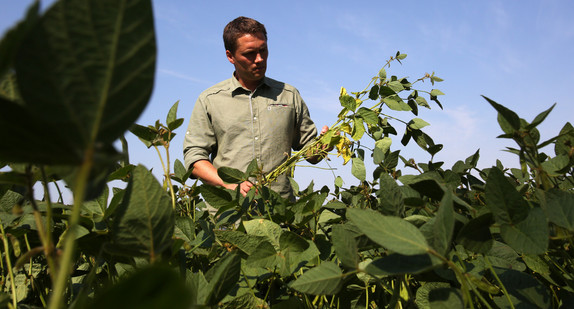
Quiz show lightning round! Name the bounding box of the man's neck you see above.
[235,73,263,92]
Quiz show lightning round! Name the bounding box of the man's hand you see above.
[306,125,333,164]
[224,181,254,197]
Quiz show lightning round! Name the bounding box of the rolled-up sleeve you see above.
[183,96,216,170]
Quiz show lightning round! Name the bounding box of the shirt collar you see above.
[230,73,269,96]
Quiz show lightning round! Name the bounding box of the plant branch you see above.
[48,148,94,309]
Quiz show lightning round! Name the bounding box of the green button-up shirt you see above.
[183,75,318,199]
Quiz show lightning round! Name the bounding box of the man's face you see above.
[226,33,268,87]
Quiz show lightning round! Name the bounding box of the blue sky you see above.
[2,0,574,190]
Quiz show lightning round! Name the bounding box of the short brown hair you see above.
[223,17,267,54]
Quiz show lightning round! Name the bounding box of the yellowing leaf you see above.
[336,137,352,164]
[340,123,352,134]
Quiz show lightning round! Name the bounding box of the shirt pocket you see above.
[266,102,293,110]
[262,102,295,136]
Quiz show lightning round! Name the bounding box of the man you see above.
[183,16,326,201]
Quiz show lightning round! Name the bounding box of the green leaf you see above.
[174,216,195,244]
[108,164,135,182]
[430,75,444,85]
[500,207,548,255]
[334,176,343,188]
[388,81,404,93]
[243,219,283,250]
[130,124,157,148]
[204,253,241,306]
[374,137,392,158]
[526,103,555,130]
[351,117,365,140]
[485,167,529,225]
[430,89,444,97]
[541,154,570,176]
[541,189,574,230]
[0,98,81,164]
[0,1,39,77]
[377,173,404,216]
[218,166,245,184]
[199,185,234,210]
[355,107,379,125]
[246,241,279,269]
[289,262,343,295]
[456,213,494,254]
[408,118,430,130]
[400,172,445,201]
[279,231,319,275]
[86,265,192,309]
[521,255,557,286]
[554,122,574,157]
[16,0,156,147]
[493,268,551,309]
[166,100,180,128]
[429,288,464,309]
[383,95,411,111]
[186,271,209,305]
[279,231,309,253]
[245,158,260,177]
[378,85,396,98]
[220,293,266,309]
[465,149,481,167]
[106,166,174,259]
[431,191,454,255]
[347,208,429,255]
[331,225,358,269]
[415,96,430,108]
[483,96,521,132]
[339,94,357,112]
[415,282,451,309]
[168,118,184,132]
[486,241,527,271]
[378,68,387,80]
[173,159,187,181]
[351,156,366,181]
[363,253,435,276]
[368,85,379,100]
[214,230,265,255]
[407,99,419,116]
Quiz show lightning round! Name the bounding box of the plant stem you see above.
[485,256,515,309]
[25,166,58,285]
[0,219,17,308]
[154,144,176,210]
[427,248,477,308]
[40,167,57,282]
[48,149,94,309]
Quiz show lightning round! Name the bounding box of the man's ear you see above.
[226,50,235,64]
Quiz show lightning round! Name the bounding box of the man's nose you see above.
[255,53,264,63]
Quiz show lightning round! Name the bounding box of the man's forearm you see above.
[191,160,230,188]
[191,160,254,196]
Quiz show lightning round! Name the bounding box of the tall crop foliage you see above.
[1,1,574,308]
